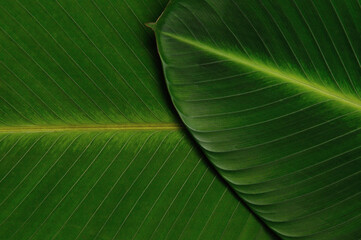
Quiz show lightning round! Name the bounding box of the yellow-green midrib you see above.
[162,32,361,111]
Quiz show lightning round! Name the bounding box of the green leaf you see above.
[0,130,275,240]
[0,0,173,124]
[0,0,277,239]
[154,0,361,239]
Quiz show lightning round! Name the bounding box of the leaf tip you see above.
[145,22,156,30]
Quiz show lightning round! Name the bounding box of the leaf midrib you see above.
[162,31,361,111]
[0,123,181,133]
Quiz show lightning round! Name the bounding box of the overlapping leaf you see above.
[154,0,361,239]
[0,0,277,239]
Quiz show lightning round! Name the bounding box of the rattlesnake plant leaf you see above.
[0,0,277,239]
[154,0,361,239]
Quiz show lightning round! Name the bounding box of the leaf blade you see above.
[155,0,361,239]
[0,0,278,239]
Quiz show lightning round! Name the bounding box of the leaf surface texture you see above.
[155,0,361,239]
[0,0,276,239]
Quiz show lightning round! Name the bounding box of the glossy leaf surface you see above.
[155,0,361,239]
[0,0,276,239]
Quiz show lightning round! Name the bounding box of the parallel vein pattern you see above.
[0,131,276,240]
[0,0,175,125]
[155,0,361,239]
[0,0,278,239]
